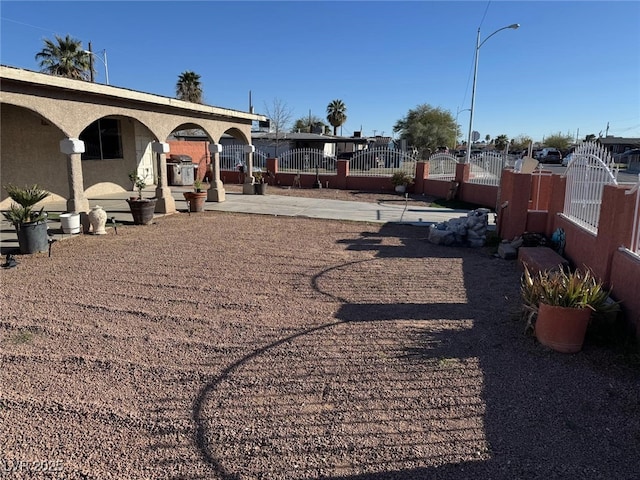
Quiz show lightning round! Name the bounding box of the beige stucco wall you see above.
[1,104,69,204]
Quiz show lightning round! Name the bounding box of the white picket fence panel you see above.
[427,152,458,181]
[468,151,505,186]
[562,141,618,233]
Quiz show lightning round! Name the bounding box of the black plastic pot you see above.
[16,221,49,254]
[127,198,157,225]
[254,183,267,195]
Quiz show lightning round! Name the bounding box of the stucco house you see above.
[0,65,265,212]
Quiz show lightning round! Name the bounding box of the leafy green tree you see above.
[393,104,456,158]
[326,99,347,135]
[176,71,203,103]
[292,115,327,134]
[35,34,91,80]
[510,134,533,152]
[544,132,573,151]
[494,134,509,151]
[485,134,491,143]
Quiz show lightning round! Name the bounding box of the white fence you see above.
[468,151,506,186]
[278,148,337,174]
[562,141,618,233]
[350,148,416,177]
[220,145,268,171]
[427,152,458,181]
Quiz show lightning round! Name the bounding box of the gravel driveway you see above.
[1,189,639,479]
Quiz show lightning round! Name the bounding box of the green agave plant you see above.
[520,265,619,333]
[2,184,50,228]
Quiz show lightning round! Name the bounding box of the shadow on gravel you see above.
[190,223,640,480]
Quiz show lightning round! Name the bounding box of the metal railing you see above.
[562,141,618,233]
[427,152,458,181]
[278,148,337,174]
[350,148,416,177]
[220,145,268,171]
[468,151,505,186]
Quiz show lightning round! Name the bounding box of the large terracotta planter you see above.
[126,198,157,225]
[535,303,592,353]
[183,191,207,212]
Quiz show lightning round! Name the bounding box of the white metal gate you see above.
[350,148,416,177]
[468,151,505,186]
[562,141,618,233]
[278,148,337,174]
[427,152,458,181]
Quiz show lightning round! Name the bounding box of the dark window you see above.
[80,118,123,160]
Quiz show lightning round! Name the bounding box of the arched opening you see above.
[0,103,68,207]
[80,115,157,196]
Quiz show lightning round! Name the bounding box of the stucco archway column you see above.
[243,144,255,195]
[152,142,176,214]
[207,143,226,202]
[60,138,90,216]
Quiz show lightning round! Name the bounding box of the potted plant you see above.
[183,178,207,212]
[126,174,157,225]
[254,171,267,195]
[391,171,414,194]
[2,184,51,254]
[521,265,619,353]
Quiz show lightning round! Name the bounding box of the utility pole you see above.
[88,41,94,82]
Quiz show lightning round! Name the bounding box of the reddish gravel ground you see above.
[1,189,639,479]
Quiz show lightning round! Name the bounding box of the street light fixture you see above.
[84,49,109,85]
[465,23,519,163]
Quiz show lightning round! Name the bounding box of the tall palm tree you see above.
[326,99,347,136]
[35,34,92,80]
[176,71,203,104]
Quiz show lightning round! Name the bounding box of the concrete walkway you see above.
[1,186,491,255]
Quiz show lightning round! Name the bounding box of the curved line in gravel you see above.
[191,258,374,478]
[192,318,346,479]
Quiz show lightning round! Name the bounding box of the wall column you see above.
[60,138,90,221]
[152,142,176,214]
[243,144,255,195]
[207,143,226,202]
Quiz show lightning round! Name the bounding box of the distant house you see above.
[597,136,640,156]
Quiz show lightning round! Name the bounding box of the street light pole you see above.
[465,23,519,164]
[84,49,109,85]
[455,107,471,151]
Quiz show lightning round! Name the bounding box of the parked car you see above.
[561,153,574,167]
[538,148,562,164]
[614,148,640,164]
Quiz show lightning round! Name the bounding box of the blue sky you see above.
[1,1,639,143]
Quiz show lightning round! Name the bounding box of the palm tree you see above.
[326,99,347,136]
[35,34,91,80]
[176,71,203,104]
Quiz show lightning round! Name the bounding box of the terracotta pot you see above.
[183,191,207,212]
[535,303,592,353]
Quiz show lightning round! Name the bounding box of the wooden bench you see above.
[517,246,569,274]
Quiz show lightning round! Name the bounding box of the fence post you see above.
[414,161,428,194]
[336,159,349,189]
[593,185,636,285]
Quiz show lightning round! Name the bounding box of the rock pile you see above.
[427,208,491,247]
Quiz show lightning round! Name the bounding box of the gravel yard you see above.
[1,188,639,479]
